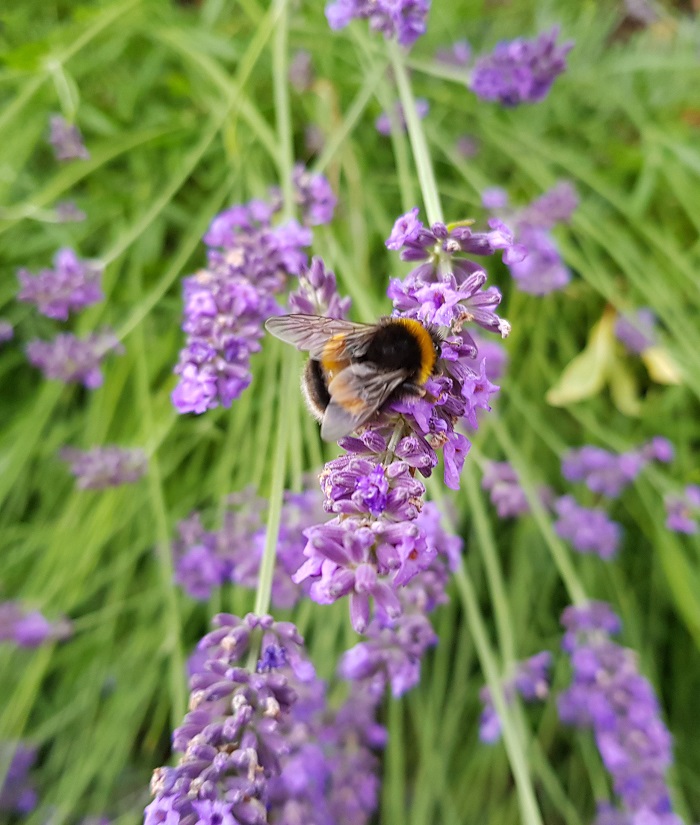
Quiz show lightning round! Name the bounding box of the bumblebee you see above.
[265,314,442,441]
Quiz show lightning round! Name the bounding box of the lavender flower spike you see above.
[553,495,621,560]
[26,330,123,389]
[60,446,148,490]
[0,742,38,814]
[325,0,430,48]
[559,603,682,824]
[470,27,573,107]
[49,115,90,161]
[0,601,73,648]
[18,248,103,320]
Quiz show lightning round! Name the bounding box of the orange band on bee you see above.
[321,334,351,378]
[393,318,436,384]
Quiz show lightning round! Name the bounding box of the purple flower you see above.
[0,742,38,814]
[60,446,147,490]
[558,603,680,822]
[287,256,351,319]
[470,27,573,107]
[18,248,103,320]
[26,329,123,388]
[435,40,471,66]
[325,0,431,48]
[289,50,314,92]
[337,502,460,695]
[615,309,657,354]
[172,196,312,414]
[0,601,72,648]
[508,225,571,294]
[54,201,87,222]
[483,181,578,295]
[148,614,311,824]
[553,495,622,559]
[0,320,13,343]
[292,165,336,226]
[173,485,325,607]
[456,135,479,158]
[49,114,90,161]
[562,446,644,499]
[562,439,672,499]
[479,651,552,743]
[664,485,700,534]
[375,99,429,136]
[482,461,553,519]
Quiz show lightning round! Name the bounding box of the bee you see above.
[265,314,442,441]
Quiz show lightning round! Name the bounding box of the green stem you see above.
[252,347,296,618]
[463,465,516,663]
[273,0,295,220]
[491,418,587,606]
[453,563,545,825]
[388,41,444,225]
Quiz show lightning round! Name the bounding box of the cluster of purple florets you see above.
[482,180,579,295]
[172,169,336,415]
[174,486,325,607]
[0,601,72,649]
[146,613,385,825]
[482,436,676,558]
[470,27,573,107]
[325,0,430,48]
[59,445,148,490]
[559,603,682,825]
[291,208,518,633]
[479,651,552,743]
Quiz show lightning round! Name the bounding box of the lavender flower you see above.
[289,50,314,92]
[435,40,471,67]
[664,485,700,534]
[375,99,429,136]
[337,502,460,695]
[270,166,337,226]
[559,603,681,823]
[0,601,72,648]
[479,651,552,743]
[615,309,657,354]
[287,256,351,319]
[26,330,123,388]
[293,210,513,630]
[54,201,87,222]
[59,446,147,490]
[0,320,13,343]
[18,248,103,320]
[174,486,325,607]
[562,438,674,499]
[470,27,573,107]
[172,197,312,414]
[49,114,90,161]
[481,461,553,519]
[0,742,37,814]
[456,135,479,158]
[325,0,430,48]
[147,614,311,825]
[484,181,578,295]
[553,495,621,559]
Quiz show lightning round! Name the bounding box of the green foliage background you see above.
[0,0,699,823]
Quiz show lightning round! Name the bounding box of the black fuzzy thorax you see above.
[358,322,425,378]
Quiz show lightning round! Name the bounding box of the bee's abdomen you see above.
[302,359,331,420]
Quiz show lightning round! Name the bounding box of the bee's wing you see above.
[265,314,374,360]
[321,363,409,441]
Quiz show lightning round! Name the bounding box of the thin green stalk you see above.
[272,0,295,219]
[131,268,186,727]
[453,562,545,825]
[491,418,587,606]
[387,41,443,225]
[428,478,543,824]
[462,464,516,664]
[252,346,296,618]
